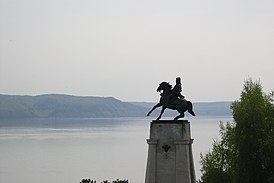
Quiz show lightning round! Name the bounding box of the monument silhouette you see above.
[145,78,196,183]
[147,77,195,120]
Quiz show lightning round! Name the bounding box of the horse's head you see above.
[157,82,172,93]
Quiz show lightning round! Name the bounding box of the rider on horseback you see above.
[166,77,185,107]
[172,77,185,99]
[147,78,195,120]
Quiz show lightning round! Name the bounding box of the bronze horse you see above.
[147,81,196,120]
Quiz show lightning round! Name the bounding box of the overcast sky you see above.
[0,0,273,102]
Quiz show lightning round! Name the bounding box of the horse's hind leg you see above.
[174,104,186,120]
[174,113,184,120]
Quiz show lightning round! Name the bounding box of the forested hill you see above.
[0,94,146,118]
[0,94,232,118]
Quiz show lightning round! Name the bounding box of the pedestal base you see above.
[145,120,195,183]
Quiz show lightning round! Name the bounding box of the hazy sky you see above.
[1,0,273,102]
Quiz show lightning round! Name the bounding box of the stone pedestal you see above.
[145,120,195,183]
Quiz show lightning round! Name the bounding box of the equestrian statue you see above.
[147,77,195,120]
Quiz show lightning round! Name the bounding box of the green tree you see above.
[231,79,274,183]
[200,79,274,183]
[200,122,237,183]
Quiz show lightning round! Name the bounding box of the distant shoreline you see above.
[0,94,232,119]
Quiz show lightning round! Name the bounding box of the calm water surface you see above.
[0,116,232,183]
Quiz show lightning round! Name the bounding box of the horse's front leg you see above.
[156,106,167,120]
[147,103,162,116]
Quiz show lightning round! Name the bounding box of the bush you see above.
[80,179,129,183]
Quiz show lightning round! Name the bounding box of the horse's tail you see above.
[187,101,196,116]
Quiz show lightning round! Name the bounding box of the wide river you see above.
[0,116,232,183]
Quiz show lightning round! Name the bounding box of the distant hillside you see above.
[0,94,232,119]
[0,94,146,118]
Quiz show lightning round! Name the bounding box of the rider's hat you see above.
[176,77,181,83]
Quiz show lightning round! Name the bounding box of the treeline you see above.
[199,79,274,183]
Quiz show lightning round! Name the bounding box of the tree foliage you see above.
[200,79,274,183]
[232,79,274,182]
[200,122,237,183]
